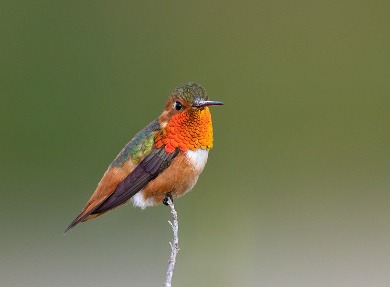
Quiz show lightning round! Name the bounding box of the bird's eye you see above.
[174,101,183,111]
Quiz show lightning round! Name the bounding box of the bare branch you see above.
[164,197,180,287]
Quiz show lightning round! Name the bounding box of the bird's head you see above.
[156,82,223,153]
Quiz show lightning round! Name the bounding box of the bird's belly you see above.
[131,149,209,209]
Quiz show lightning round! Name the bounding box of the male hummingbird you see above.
[65,82,223,232]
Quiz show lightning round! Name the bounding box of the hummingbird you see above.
[65,82,223,232]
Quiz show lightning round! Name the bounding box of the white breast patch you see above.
[185,149,209,172]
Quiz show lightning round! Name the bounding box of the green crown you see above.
[171,82,208,102]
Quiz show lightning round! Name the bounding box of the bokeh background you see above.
[1,1,389,286]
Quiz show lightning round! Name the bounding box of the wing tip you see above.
[64,210,90,233]
[64,216,82,233]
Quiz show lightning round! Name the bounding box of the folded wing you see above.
[93,147,179,213]
[65,147,178,232]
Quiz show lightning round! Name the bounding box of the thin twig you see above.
[164,197,180,287]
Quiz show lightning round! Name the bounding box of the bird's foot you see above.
[163,192,173,206]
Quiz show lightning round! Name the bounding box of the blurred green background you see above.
[1,1,389,286]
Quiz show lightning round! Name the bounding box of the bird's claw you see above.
[163,192,173,206]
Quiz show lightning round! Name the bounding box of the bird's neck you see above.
[155,107,214,153]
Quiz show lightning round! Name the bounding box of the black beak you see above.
[193,100,224,108]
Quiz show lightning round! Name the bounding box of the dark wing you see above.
[91,147,179,214]
[65,147,178,232]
